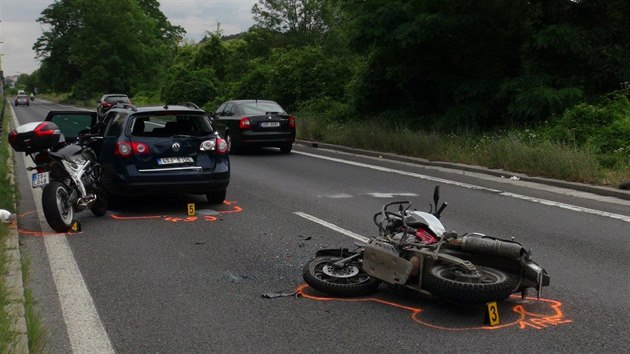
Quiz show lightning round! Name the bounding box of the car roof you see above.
[100,94,128,100]
[114,105,206,115]
[230,99,278,104]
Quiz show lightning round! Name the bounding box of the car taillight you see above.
[103,102,112,108]
[215,137,228,154]
[239,117,251,129]
[34,122,60,136]
[132,142,149,155]
[115,141,149,156]
[199,138,228,154]
[288,116,296,128]
[115,142,133,157]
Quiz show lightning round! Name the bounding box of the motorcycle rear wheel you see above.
[423,263,513,305]
[42,181,74,232]
[303,256,380,297]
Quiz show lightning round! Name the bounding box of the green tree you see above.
[34,0,182,97]
[252,0,335,45]
[342,0,630,129]
[160,66,219,106]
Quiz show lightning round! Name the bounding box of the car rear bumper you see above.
[106,163,230,195]
[108,177,230,195]
[235,131,295,147]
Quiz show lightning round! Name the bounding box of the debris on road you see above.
[262,291,299,299]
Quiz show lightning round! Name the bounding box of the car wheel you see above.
[226,133,239,154]
[206,190,226,204]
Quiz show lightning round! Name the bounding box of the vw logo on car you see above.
[172,142,181,152]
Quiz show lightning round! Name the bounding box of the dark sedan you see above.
[45,105,230,205]
[97,94,131,118]
[212,100,296,153]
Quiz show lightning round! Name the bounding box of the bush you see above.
[131,91,162,105]
[297,97,354,123]
[160,66,219,107]
[545,92,630,154]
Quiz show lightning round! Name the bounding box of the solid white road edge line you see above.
[293,212,370,243]
[11,104,115,353]
[293,150,630,224]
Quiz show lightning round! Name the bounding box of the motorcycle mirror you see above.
[433,185,440,208]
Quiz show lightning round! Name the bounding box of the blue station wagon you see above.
[45,105,230,205]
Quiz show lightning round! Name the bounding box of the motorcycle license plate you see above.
[31,172,50,188]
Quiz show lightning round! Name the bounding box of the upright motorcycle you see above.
[9,121,107,232]
[303,186,550,305]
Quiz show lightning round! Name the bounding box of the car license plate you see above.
[31,172,50,188]
[157,157,194,165]
[260,121,280,128]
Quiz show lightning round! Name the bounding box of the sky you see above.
[0,0,258,76]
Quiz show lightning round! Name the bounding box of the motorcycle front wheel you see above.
[42,181,74,232]
[423,263,513,305]
[303,256,380,297]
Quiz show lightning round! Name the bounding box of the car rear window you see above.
[130,114,214,137]
[105,96,130,103]
[239,102,286,115]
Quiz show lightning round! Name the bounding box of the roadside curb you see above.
[3,100,30,353]
[295,140,630,201]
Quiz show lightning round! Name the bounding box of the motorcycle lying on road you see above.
[9,121,107,232]
[303,186,550,305]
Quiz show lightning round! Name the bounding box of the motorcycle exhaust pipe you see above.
[457,236,526,260]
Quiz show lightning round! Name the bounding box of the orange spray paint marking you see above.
[513,297,572,330]
[17,229,68,237]
[109,200,243,223]
[296,284,571,331]
[17,202,243,237]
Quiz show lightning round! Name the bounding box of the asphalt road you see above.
[9,99,630,353]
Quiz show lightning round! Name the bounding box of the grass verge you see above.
[0,224,18,354]
[297,116,630,187]
[21,257,46,353]
[0,98,19,352]
[0,99,47,353]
